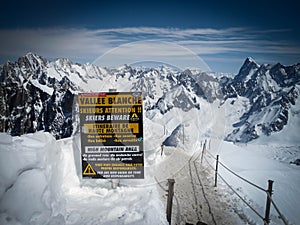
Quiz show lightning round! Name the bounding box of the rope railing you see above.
[218,160,267,192]
[202,154,216,171]
[202,147,290,225]
[217,172,265,222]
[204,150,266,192]
[154,176,167,192]
[267,192,289,225]
[201,151,267,223]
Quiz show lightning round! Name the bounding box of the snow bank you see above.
[0,132,168,225]
[0,132,65,225]
[59,134,168,225]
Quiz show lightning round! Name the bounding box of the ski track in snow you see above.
[155,144,246,225]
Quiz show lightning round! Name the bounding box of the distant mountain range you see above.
[0,53,299,142]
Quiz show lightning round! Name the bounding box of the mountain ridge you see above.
[0,53,299,142]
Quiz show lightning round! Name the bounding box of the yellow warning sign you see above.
[131,113,138,118]
[83,164,96,175]
[82,123,139,134]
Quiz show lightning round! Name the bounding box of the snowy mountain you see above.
[222,57,300,142]
[0,53,299,143]
[1,54,300,225]
[0,53,215,138]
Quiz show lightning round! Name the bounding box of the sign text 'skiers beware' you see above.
[79,92,144,179]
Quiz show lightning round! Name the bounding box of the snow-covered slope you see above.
[0,132,168,225]
[207,139,300,225]
[0,132,65,225]
[222,58,300,142]
[1,118,299,224]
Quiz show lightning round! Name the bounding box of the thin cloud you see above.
[0,27,298,71]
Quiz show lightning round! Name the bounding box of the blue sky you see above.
[0,0,299,73]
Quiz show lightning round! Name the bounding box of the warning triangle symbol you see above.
[132,113,138,118]
[83,163,96,175]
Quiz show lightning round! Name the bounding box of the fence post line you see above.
[264,180,274,225]
[182,125,184,144]
[200,141,205,164]
[214,155,219,187]
[166,179,175,224]
[109,88,120,189]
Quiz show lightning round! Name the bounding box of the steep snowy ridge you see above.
[0,54,204,138]
[0,53,76,138]
[223,58,300,142]
[235,57,260,83]
[0,53,118,138]
[0,53,299,142]
[1,54,300,225]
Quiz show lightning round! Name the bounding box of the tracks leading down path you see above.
[155,146,245,225]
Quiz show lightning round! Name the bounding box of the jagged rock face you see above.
[223,58,300,143]
[127,67,207,114]
[0,53,210,139]
[0,53,299,143]
[178,69,223,103]
[0,53,75,138]
[163,124,184,147]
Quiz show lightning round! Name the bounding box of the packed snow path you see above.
[188,149,217,225]
[155,146,244,225]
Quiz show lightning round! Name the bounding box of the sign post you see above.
[78,92,144,179]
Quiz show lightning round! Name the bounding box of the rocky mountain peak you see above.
[0,53,299,143]
[234,57,260,82]
[224,58,300,143]
[18,52,48,70]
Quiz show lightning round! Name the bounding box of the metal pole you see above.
[166,179,175,224]
[109,88,119,189]
[200,142,205,164]
[182,125,184,144]
[214,155,219,187]
[264,180,274,225]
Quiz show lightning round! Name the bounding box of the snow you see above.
[258,87,300,145]
[0,84,300,225]
[0,132,168,225]
[1,129,299,224]
[29,79,54,96]
[0,132,65,225]
[206,140,300,225]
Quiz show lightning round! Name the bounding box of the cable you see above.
[154,176,168,192]
[218,160,267,193]
[217,172,265,221]
[205,150,266,192]
[205,150,217,159]
[203,155,216,171]
[267,192,290,225]
[205,149,290,225]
